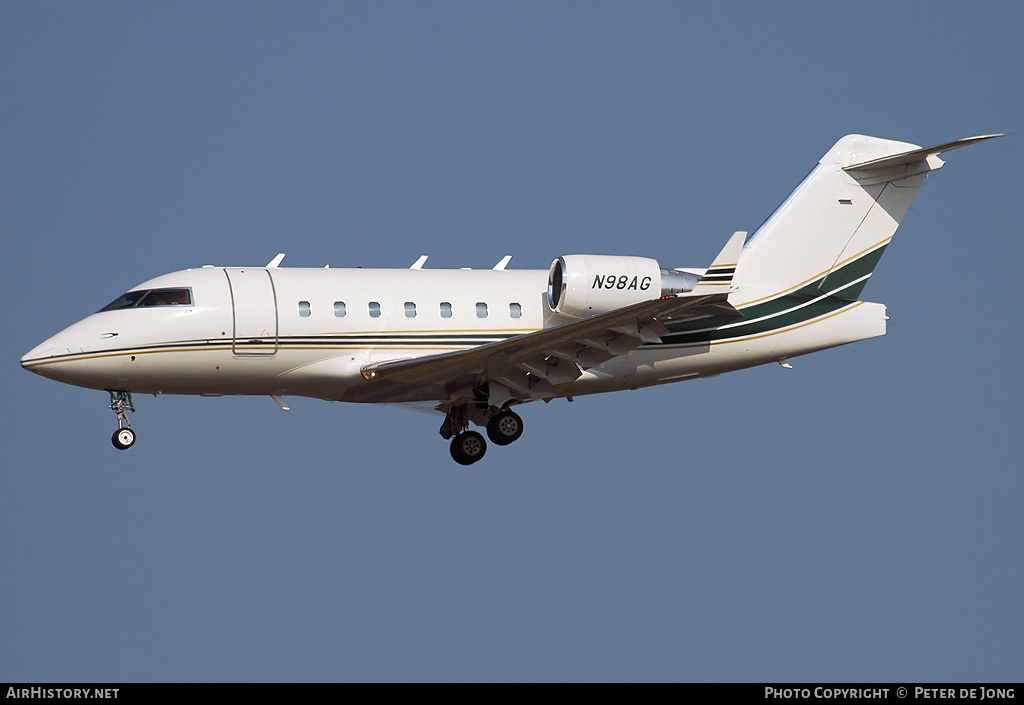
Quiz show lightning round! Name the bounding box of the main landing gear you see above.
[108,390,137,450]
[486,409,524,446]
[443,405,525,465]
[450,430,487,465]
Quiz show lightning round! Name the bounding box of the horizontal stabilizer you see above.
[843,134,1003,173]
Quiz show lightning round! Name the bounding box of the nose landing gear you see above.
[108,390,136,450]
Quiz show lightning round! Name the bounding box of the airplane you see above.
[21,133,1001,465]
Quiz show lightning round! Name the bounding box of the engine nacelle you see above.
[547,255,681,318]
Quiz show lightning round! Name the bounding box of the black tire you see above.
[112,427,136,450]
[486,409,524,446]
[450,430,487,465]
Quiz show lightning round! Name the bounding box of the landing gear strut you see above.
[108,390,136,450]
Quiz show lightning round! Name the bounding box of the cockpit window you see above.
[99,288,192,312]
[138,288,192,307]
[99,290,149,311]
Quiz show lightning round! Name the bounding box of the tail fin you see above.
[731,134,1002,305]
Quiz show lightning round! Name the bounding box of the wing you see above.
[350,291,740,406]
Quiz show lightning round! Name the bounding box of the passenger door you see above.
[224,269,278,356]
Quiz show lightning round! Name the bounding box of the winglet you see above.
[691,231,746,294]
[266,253,286,268]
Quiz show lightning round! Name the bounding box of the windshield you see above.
[99,288,192,312]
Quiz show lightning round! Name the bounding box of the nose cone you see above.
[22,315,127,390]
[23,315,100,367]
[21,334,62,370]
[22,322,88,382]
[21,331,79,383]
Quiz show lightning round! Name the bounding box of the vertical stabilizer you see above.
[730,134,1000,306]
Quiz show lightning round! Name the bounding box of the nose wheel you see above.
[108,390,137,451]
[112,427,136,450]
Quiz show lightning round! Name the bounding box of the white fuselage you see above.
[21,264,887,406]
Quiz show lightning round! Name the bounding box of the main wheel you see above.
[450,430,487,465]
[487,409,524,446]
[112,427,136,450]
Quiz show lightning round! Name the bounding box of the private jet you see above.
[21,133,1000,464]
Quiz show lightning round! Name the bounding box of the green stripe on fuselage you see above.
[659,293,849,345]
[818,243,888,301]
[658,245,888,345]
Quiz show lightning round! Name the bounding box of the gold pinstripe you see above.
[21,341,515,368]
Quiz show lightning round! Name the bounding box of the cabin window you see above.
[404,302,417,318]
[509,303,522,319]
[440,302,452,318]
[298,301,311,317]
[476,302,488,318]
[369,302,381,318]
[99,288,192,312]
[334,301,347,317]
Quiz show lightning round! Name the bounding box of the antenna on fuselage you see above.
[266,253,286,268]
[493,255,512,270]
[410,255,428,269]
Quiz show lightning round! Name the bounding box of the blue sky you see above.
[2,2,1022,681]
